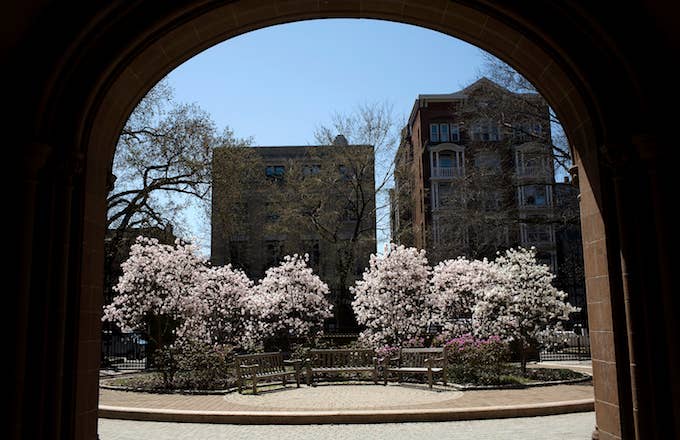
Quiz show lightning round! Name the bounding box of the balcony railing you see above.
[432,166,463,178]
[516,166,548,177]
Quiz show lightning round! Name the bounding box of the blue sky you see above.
[164,19,489,253]
[166,19,486,147]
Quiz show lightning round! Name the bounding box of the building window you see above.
[440,123,450,142]
[474,151,501,173]
[519,185,552,207]
[520,223,554,245]
[342,201,358,221]
[303,164,321,176]
[228,240,249,272]
[433,182,460,209]
[471,120,500,141]
[265,203,280,222]
[536,251,557,272]
[512,123,543,141]
[450,124,460,142]
[432,217,441,244]
[338,165,353,180]
[482,191,502,211]
[516,150,549,177]
[303,240,320,270]
[265,165,285,180]
[430,124,439,143]
[430,123,460,143]
[265,240,284,268]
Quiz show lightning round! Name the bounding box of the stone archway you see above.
[12,2,676,440]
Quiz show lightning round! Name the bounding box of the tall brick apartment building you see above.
[212,139,377,331]
[391,78,586,324]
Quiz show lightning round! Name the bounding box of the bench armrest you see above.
[425,356,446,367]
[379,356,399,366]
[284,359,303,371]
[238,363,259,375]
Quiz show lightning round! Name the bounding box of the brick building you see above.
[391,78,585,324]
[211,139,377,331]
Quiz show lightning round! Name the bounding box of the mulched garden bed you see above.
[100,366,590,394]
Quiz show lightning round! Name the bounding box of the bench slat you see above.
[306,349,378,385]
[235,351,301,394]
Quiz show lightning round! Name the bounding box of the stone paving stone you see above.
[99,383,594,412]
[98,412,597,440]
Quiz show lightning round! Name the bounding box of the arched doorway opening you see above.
[14,2,676,440]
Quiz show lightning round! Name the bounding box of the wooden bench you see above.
[306,349,378,385]
[235,351,302,394]
[382,347,448,388]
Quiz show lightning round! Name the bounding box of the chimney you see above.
[332,134,349,146]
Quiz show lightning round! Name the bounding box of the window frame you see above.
[430,123,440,143]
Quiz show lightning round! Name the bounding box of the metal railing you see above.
[101,331,148,370]
[539,332,591,361]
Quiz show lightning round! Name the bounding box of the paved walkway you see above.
[100,382,593,413]
[99,411,597,439]
[99,361,594,424]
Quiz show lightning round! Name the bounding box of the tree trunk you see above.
[520,343,528,375]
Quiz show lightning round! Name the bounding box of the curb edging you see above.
[99,398,594,424]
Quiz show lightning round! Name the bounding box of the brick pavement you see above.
[99,382,594,412]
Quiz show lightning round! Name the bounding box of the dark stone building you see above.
[211,141,377,331]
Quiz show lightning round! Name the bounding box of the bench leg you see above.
[383,368,388,386]
[282,375,287,388]
[442,369,448,386]
[295,371,300,388]
[237,377,242,394]
[427,369,433,389]
[252,377,258,395]
[373,369,378,385]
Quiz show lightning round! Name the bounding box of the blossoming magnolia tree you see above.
[351,244,432,346]
[102,236,208,349]
[247,254,332,350]
[430,257,508,336]
[473,247,577,372]
[181,263,253,347]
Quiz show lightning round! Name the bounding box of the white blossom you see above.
[351,244,431,346]
[102,236,207,338]
[430,257,507,336]
[245,254,332,347]
[472,247,577,368]
[102,236,254,348]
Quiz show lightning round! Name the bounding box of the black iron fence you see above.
[539,331,591,361]
[101,331,148,370]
